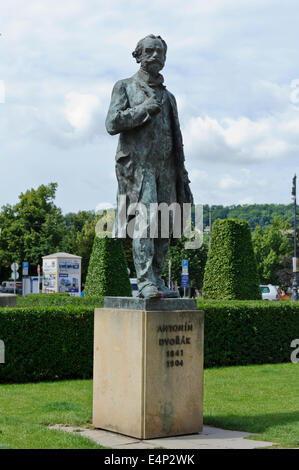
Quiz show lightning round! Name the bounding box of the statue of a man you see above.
[106,34,193,299]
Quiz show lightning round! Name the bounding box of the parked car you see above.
[130,278,138,297]
[260,284,280,301]
[0,281,22,294]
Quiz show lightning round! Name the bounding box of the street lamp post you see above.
[291,174,298,301]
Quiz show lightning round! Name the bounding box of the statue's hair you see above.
[132,34,167,63]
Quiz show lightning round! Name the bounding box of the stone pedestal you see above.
[93,297,204,439]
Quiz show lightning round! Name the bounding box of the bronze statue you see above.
[106,34,193,299]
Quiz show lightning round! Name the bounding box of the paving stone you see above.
[49,424,277,449]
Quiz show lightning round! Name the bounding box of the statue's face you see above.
[139,37,166,74]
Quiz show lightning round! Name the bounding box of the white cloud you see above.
[184,96,299,166]
[95,201,115,214]
[64,92,99,131]
[189,169,208,183]
[219,176,243,190]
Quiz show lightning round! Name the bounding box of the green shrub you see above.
[85,236,131,297]
[197,299,299,367]
[0,306,95,383]
[203,219,261,300]
[1,300,298,383]
[17,294,104,307]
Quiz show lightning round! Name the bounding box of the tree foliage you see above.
[0,182,296,293]
[252,216,293,285]
[203,203,294,231]
[0,183,66,278]
[61,211,95,252]
[69,215,98,283]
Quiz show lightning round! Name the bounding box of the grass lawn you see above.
[0,380,104,449]
[204,363,299,448]
[0,363,298,449]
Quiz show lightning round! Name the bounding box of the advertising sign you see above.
[43,259,57,273]
[22,261,29,276]
[42,255,81,295]
[181,259,189,287]
[59,259,80,273]
[43,273,56,292]
[58,273,80,294]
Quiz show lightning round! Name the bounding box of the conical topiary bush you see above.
[203,219,261,300]
[85,235,132,297]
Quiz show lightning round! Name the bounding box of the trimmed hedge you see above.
[85,236,132,297]
[203,219,261,300]
[0,306,95,383]
[198,299,299,367]
[17,294,104,307]
[0,301,298,383]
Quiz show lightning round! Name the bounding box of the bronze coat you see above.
[105,72,193,237]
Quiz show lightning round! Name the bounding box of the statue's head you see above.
[132,34,167,74]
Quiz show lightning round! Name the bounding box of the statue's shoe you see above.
[158,286,180,298]
[139,284,162,299]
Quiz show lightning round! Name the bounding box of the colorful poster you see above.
[59,273,80,294]
[58,259,80,274]
[43,273,56,292]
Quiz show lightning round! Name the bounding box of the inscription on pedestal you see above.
[157,322,193,369]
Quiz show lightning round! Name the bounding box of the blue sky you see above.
[0,0,299,213]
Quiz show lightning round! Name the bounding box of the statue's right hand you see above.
[143,96,161,116]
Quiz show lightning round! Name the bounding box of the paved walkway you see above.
[49,425,276,449]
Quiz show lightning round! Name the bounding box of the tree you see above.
[0,183,66,279]
[203,219,261,300]
[63,209,136,285]
[203,203,294,231]
[276,256,293,293]
[72,217,98,284]
[252,216,293,285]
[60,211,95,254]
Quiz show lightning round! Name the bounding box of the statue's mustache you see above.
[144,58,163,66]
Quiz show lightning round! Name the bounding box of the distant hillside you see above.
[202,204,294,231]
